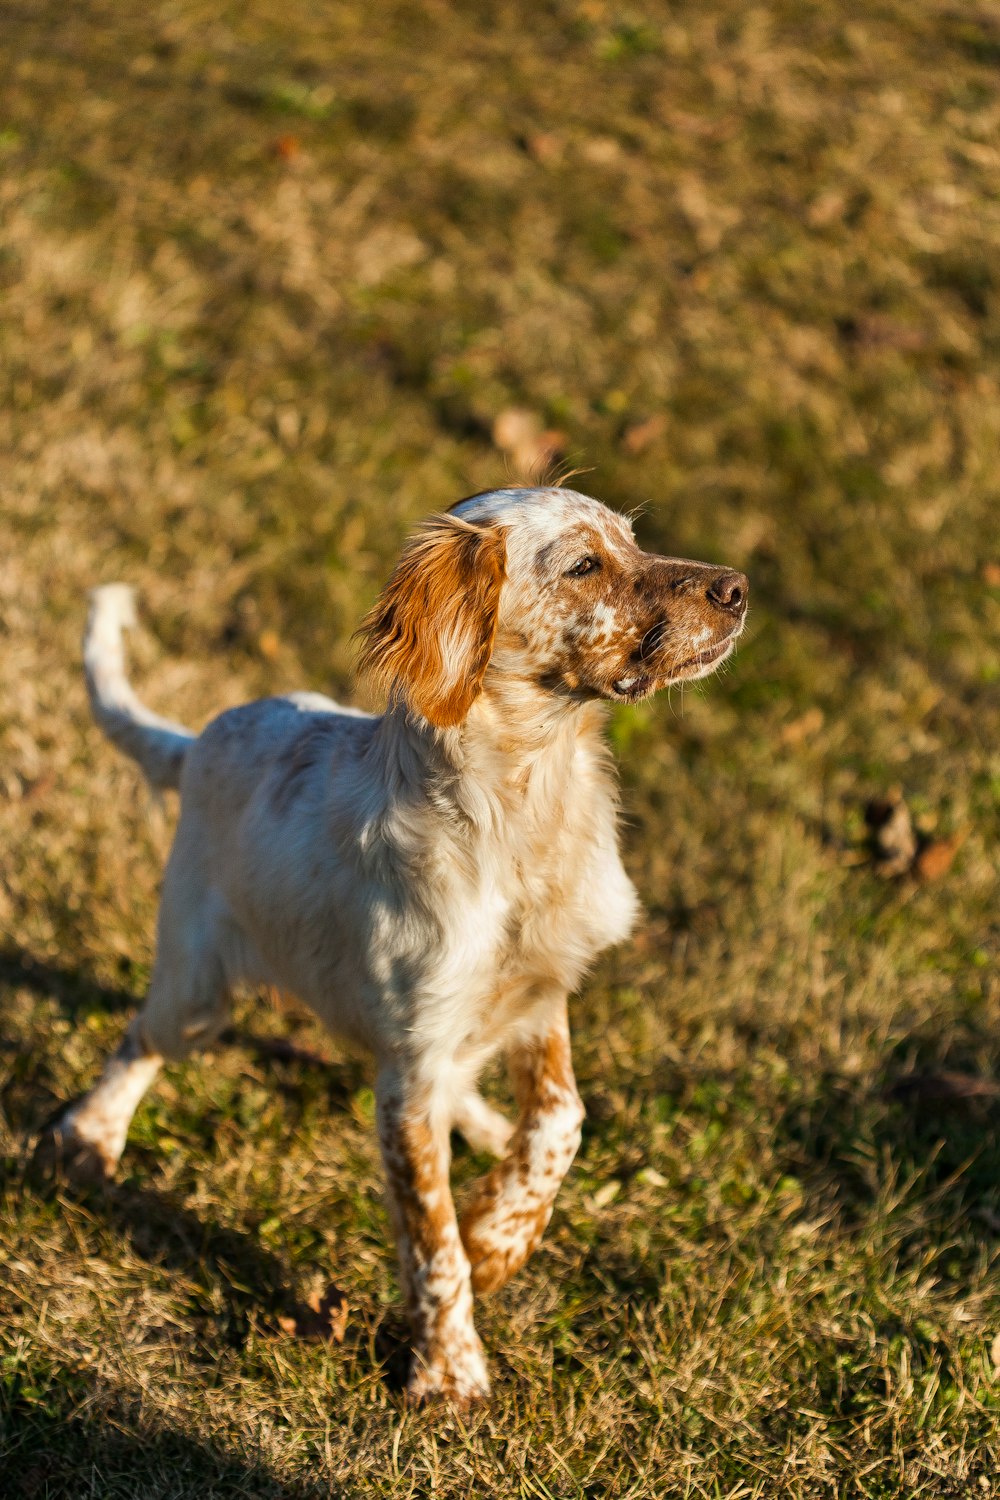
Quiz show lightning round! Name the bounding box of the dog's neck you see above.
[458,687,608,838]
[372,668,610,836]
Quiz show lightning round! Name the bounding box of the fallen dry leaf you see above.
[278,1283,349,1342]
[492,407,567,480]
[807,189,847,227]
[492,407,537,454]
[272,134,301,161]
[524,131,562,163]
[663,109,736,141]
[779,707,824,747]
[913,830,967,882]
[850,314,928,353]
[622,414,667,455]
[580,135,620,165]
[22,772,56,803]
[983,562,1000,588]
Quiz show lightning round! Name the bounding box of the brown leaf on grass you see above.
[278,1283,349,1342]
[663,110,736,142]
[983,561,1000,587]
[492,407,567,480]
[523,131,563,163]
[779,707,824,747]
[807,189,847,227]
[913,830,967,882]
[864,788,917,876]
[492,407,537,454]
[851,314,928,353]
[863,790,966,881]
[272,134,300,161]
[622,414,667,455]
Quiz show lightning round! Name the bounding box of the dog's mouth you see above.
[609,631,740,701]
[665,632,740,682]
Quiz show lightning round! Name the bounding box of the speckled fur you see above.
[51,486,747,1403]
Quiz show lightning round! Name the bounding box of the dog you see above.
[45,484,747,1403]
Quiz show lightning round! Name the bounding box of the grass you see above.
[1,0,999,1493]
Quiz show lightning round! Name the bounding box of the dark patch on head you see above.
[533,539,560,577]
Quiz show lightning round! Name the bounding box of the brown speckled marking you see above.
[357,515,507,728]
[75,486,748,1405]
[460,1004,583,1295]
[377,1078,490,1404]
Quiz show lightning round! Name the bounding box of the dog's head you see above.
[357,487,747,727]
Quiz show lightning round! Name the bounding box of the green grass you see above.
[1,0,999,1494]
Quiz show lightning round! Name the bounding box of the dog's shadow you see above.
[0,944,136,1018]
[11,1152,410,1396]
[23,1170,409,1393]
[0,1382,326,1499]
[0,942,365,1120]
[1,944,411,1392]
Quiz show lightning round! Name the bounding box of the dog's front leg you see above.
[459,998,584,1294]
[376,1070,490,1405]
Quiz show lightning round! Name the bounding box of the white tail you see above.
[83,585,194,790]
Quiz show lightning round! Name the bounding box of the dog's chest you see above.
[457,767,638,994]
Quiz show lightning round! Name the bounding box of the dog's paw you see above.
[453,1096,514,1159]
[405,1342,491,1409]
[31,1116,117,1188]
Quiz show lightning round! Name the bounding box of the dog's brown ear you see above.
[356,515,507,728]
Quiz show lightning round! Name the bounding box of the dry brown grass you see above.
[1,1,999,1494]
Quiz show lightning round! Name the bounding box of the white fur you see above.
[56,485,746,1403]
[83,585,193,789]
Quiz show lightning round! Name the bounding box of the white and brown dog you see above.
[46,485,747,1403]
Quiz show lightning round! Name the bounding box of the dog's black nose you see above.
[707,570,748,614]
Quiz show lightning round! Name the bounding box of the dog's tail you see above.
[83,584,194,791]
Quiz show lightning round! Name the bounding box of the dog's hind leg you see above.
[39,893,233,1183]
[451,1091,513,1158]
[42,1017,164,1183]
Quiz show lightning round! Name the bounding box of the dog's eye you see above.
[566,556,600,577]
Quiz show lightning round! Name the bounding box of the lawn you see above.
[1,1,999,1494]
